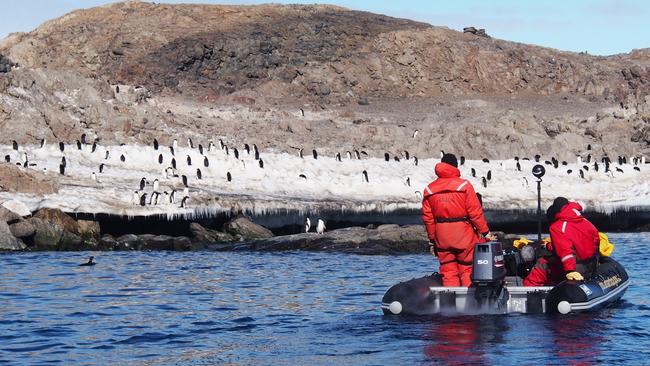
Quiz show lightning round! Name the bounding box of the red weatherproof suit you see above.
[524,202,600,286]
[422,162,490,287]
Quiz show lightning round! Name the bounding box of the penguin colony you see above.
[0,139,647,215]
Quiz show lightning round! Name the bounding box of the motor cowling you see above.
[471,242,506,285]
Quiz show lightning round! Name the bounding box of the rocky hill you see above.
[1,0,650,160]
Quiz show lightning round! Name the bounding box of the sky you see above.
[0,0,648,56]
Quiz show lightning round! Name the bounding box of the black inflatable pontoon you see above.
[381,242,629,315]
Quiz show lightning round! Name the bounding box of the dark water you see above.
[1,233,649,365]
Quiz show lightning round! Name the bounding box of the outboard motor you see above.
[471,242,508,310]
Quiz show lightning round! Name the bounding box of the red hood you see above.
[435,162,460,178]
[554,201,584,222]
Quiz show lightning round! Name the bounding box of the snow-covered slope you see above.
[0,142,647,218]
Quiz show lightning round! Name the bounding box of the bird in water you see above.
[79,256,96,266]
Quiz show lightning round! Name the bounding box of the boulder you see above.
[27,217,82,251]
[78,220,101,239]
[0,221,26,251]
[0,206,22,224]
[190,222,235,243]
[34,208,80,235]
[98,234,117,250]
[1,200,32,217]
[9,220,35,238]
[224,216,274,240]
[173,236,199,251]
[139,234,174,250]
[115,234,141,250]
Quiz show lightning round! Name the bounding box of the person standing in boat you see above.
[524,197,600,286]
[421,153,496,287]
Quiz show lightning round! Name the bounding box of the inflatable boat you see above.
[381,241,629,315]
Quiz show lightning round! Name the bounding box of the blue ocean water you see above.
[1,232,649,365]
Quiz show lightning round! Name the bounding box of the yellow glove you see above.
[566,271,584,281]
[513,237,532,249]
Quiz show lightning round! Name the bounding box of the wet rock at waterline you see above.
[190,222,237,243]
[0,221,26,251]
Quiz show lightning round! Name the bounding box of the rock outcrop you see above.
[212,224,429,254]
[224,217,274,240]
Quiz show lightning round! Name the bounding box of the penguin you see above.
[140,178,146,190]
[21,152,28,165]
[91,141,97,153]
[182,187,189,198]
[163,191,170,204]
[59,164,65,175]
[514,156,520,162]
[170,190,176,204]
[587,144,592,151]
[81,133,87,145]
[299,174,307,179]
[413,157,418,166]
[42,167,48,175]
[4,155,10,163]
[76,140,82,150]
[482,158,490,163]
[79,256,95,266]
[199,144,204,155]
[487,170,492,181]
[552,158,559,169]
[254,150,260,160]
[316,219,326,234]
[298,148,304,158]
[180,196,189,208]
[594,162,599,172]
[384,153,390,162]
[227,172,232,182]
[224,145,229,155]
[140,193,147,206]
[583,165,589,171]
[440,150,445,158]
[335,152,341,162]
[61,156,67,168]
[346,151,352,159]
[219,139,225,150]
[300,108,305,117]
[233,148,239,160]
[460,156,466,165]
[577,156,582,164]
[405,177,411,187]
[116,85,120,93]
[253,144,259,155]
[471,168,476,177]
[586,154,591,163]
[171,158,177,169]
[153,179,159,191]
[412,129,419,138]
[245,144,251,154]
[186,155,192,166]
[304,218,311,233]
[516,162,521,171]
[616,167,624,173]
[59,142,65,152]
[173,139,178,151]
[40,139,46,148]
[579,170,585,179]
[203,156,209,167]
[132,191,140,205]
[545,160,552,166]
[362,170,369,183]
[182,175,188,187]
[259,159,264,169]
[354,150,360,160]
[196,168,202,180]
[534,154,540,162]
[481,177,487,188]
[12,140,18,150]
[394,156,400,162]
[158,154,163,164]
[120,154,126,162]
[187,138,194,149]
[170,146,175,156]
[208,142,215,152]
[91,172,97,182]
[634,166,641,172]
[105,150,110,160]
[561,161,567,166]
[312,149,318,159]
[567,169,573,175]
[153,139,159,150]
[361,151,368,157]
[415,191,423,200]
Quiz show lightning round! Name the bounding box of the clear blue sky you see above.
[0,0,648,55]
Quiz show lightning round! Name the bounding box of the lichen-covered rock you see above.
[224,217,273,240]
[190,222,235,243]
[0,221,26,251]
[9,220,35,238]
[33,208,80,235]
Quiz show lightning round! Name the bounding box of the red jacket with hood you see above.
[548,202,599,272]
[422,163,489,250]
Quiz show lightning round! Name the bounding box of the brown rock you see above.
[34,208,80,235]
[9,220,35,238]
[78,220,101,239]
[190,222,235,243]
[0,221,26,251]
[0,206,21,224]
[224,216,274,240]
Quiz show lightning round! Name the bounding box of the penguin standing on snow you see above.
[304,218,311,233]
[335,152,341,162]
[203,156,209,167]
[158,154,163,164]
[153,139,159,150]
[99,163,105,173]
[362,170,369,183]
[312,149,318,159]
[140,178,146,190]
[12,140,18,150]
[316,219,326,234]
[120,154,126,162]
[59,142,65,152]
[153,179,159,191]
[140,193,148,206]
[259,159,264,169]
[182,175,188,187]
[196,168,202,180]
[227,172,232,182]
[186,155,192,166]
[180,196,189,208]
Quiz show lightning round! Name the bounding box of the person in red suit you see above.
[422,153,495,287]
[524,197,600,286]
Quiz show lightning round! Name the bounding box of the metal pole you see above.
[537,178,542,244]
